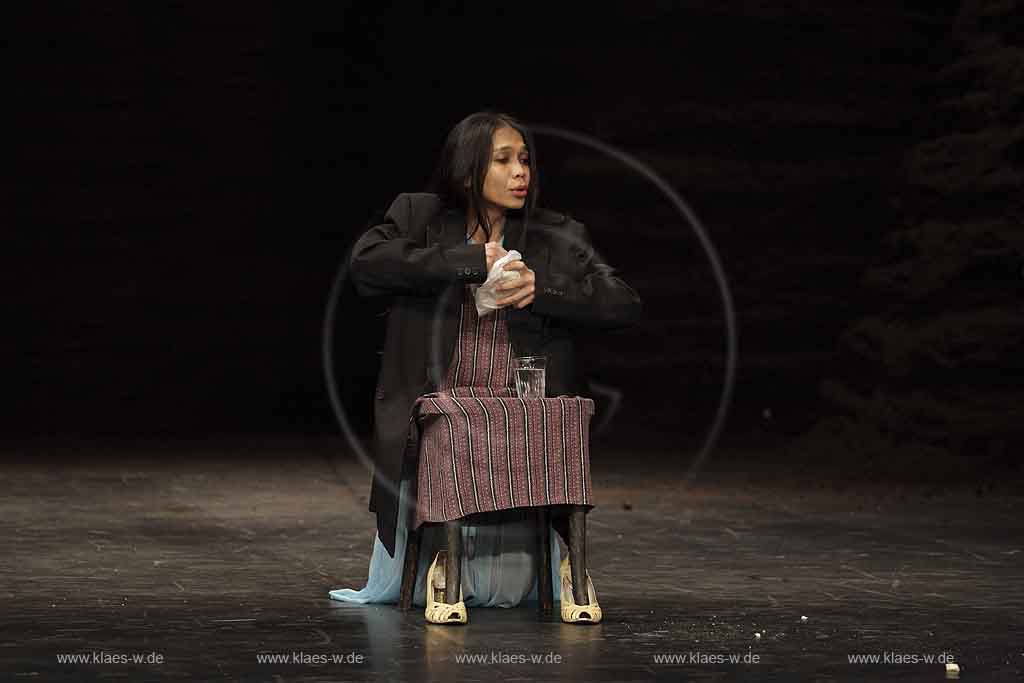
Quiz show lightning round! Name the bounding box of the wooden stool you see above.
[398,507,555,615]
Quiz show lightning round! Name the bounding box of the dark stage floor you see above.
[2,437,1022,681]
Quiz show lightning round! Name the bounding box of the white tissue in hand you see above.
[474,249,522,316]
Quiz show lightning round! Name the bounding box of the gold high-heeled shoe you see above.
[425,551,467,625]
[560,556,602,624]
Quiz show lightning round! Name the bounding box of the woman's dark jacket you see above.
[348,192,642,556]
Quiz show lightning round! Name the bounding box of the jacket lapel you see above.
[425,210,467,389]
[504,215,524,253]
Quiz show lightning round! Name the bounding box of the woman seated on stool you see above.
[329,111,642,624]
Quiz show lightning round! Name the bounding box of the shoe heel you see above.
[559,556,602,624]
[425,551,467,625]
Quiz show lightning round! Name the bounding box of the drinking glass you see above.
[512,356,547,399]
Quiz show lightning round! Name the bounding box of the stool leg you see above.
[536,507,553,615]
[399,433,421,610]
[444,520,462,604]
[399,526,421,610]
[568,507,588,606]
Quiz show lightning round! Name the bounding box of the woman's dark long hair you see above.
[426,111,539,242]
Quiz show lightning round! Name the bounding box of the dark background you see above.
[9,2,1023,484]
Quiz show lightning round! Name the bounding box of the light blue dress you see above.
[329,479,563,607]
[329,233,563,608]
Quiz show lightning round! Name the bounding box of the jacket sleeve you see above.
[529,220,643,328]
[349,193,488,297]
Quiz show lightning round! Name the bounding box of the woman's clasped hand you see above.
[484,241,536,309]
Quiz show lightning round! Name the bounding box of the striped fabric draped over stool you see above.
[411,284,595,529]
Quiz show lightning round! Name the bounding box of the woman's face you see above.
[480,126,530,215]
